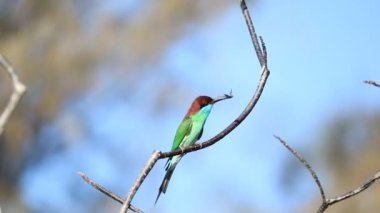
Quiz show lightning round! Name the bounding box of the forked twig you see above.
[0,54,27,135]
[317,170,380,212]
[275,135,380,213]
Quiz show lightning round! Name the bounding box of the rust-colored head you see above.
[183,94,232,118]
[184,96,213,118]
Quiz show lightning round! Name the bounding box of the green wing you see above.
[171,117,192,151]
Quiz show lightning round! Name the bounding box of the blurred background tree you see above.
[282,111,380,213]
[0,0,379,212]
[0,0,234,212]
[320,112,380,212]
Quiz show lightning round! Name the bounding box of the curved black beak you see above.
[212,91,233,104]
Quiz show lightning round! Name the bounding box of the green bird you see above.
[155,95,230,204]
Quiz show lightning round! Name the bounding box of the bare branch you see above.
[159,0,270,160]
[317,170,380,212]
[120,151,161,213]
[0,54,27,135]
[274,135,326,201]
[259,36,268,65]
[122,63,267,211]
[329,170,380,203]
[84,1,271,211]
[275,136,380,212]
[79,172,125,204]
[121,0,270,210]
[159,65,268,160]
[240,0,265,66]
[364,80,380,88]
[78,172,143,213]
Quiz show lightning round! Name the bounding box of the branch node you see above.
[0,54,27,135]
[120,150,161,213]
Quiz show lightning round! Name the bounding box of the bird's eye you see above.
[200,103,208,108]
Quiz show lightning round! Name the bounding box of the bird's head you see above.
[184,94,231,118]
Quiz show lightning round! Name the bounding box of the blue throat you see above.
[200,104,213,114]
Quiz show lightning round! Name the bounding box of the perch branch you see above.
[119,151,161,213]
[120,65,267,210]
[122,63,267,212]
[0,54,26,135]
[158,0,270,160]
[159,65,267,159]
[78,172,143,213]
[118,0,270,211]
[76,0,270,212]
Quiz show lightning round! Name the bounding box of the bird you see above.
[155,94,231,204]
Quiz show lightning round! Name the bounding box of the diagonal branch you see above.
[274,135,326,201]
[119,151,161,213]
[317,170,380,212]
[240,0,265,66]
[159,0,270,160]
[0,54,27,135]
[120,62,268,211]
[159,65,268,159]
[328,170,380,204]
[78,172,143,213]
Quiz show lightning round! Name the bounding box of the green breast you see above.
[180,105,213,148]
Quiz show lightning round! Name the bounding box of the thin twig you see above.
[259,36,267,65]
[364,80,380,88]
[240,0,265,66]
[120,151,161,213]
[274,135,326,201]
[78,172,143,213]
[0,54,27,135]
[79,172,125,204]
[317,170,380,212]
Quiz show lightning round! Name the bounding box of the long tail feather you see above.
[155,166,175,204]
[155,155,182,204]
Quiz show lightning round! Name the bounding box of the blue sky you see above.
[20,0,380,212]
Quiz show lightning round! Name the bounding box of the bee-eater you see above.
[155,95,230,204]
